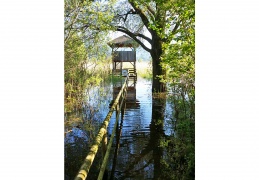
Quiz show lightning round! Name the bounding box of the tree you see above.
[113,0,182,92]
[161,0,195,101]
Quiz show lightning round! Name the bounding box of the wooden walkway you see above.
[74,75,130,180]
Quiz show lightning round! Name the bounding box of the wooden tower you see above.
[108,35,139,78]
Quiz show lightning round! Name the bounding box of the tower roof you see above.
[108,35,139,48]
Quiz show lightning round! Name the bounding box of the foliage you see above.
[159,93,195,180]
[161,0,195,98]
[65,0,115,44]
[64,0,115,117]
[113,0,181,47]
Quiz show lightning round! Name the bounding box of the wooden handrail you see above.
[74,75,129,180]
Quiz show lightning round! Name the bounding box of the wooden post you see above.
[120,60,122,76]
[112,48,114,75]
[102,130,107,158]
[101,130,108,180]
[109,99,125,180]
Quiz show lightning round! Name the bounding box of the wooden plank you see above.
[113,51,136,62]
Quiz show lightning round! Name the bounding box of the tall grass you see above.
[119,61,152,79]
[136,61,152,79]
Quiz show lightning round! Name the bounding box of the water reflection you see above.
[64,77,175,180]
[107,78,174,179]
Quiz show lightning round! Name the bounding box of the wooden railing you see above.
[128,68,136,74]
[74,75,129,180]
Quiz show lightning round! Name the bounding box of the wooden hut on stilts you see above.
[108,35,139,80]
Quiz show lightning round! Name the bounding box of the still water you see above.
[65,77,174,180]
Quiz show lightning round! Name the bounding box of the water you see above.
[65,77,175,180]
[108,78,153,179]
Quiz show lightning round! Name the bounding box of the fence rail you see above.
[74,75,129,180]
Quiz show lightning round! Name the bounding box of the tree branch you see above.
[128,1,153,34]
[172,21,180,33]
[117,27,151,53]
[117,26,152,44]
[116,9,136,22]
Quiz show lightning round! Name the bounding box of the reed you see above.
[136,61,152,79]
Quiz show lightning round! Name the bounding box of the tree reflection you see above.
[114,90,195,180]
[113,94,166,179]
[150,95,166,179]
[159,88,195,180]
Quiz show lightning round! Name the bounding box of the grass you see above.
[117,61,152,79]
[136,61,152,79]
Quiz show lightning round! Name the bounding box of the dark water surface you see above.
[65,78,174,180]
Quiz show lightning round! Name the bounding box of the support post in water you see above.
[102,129,108,179]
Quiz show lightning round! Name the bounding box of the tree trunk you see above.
[151,35,166,93]
[150,97,166,179]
